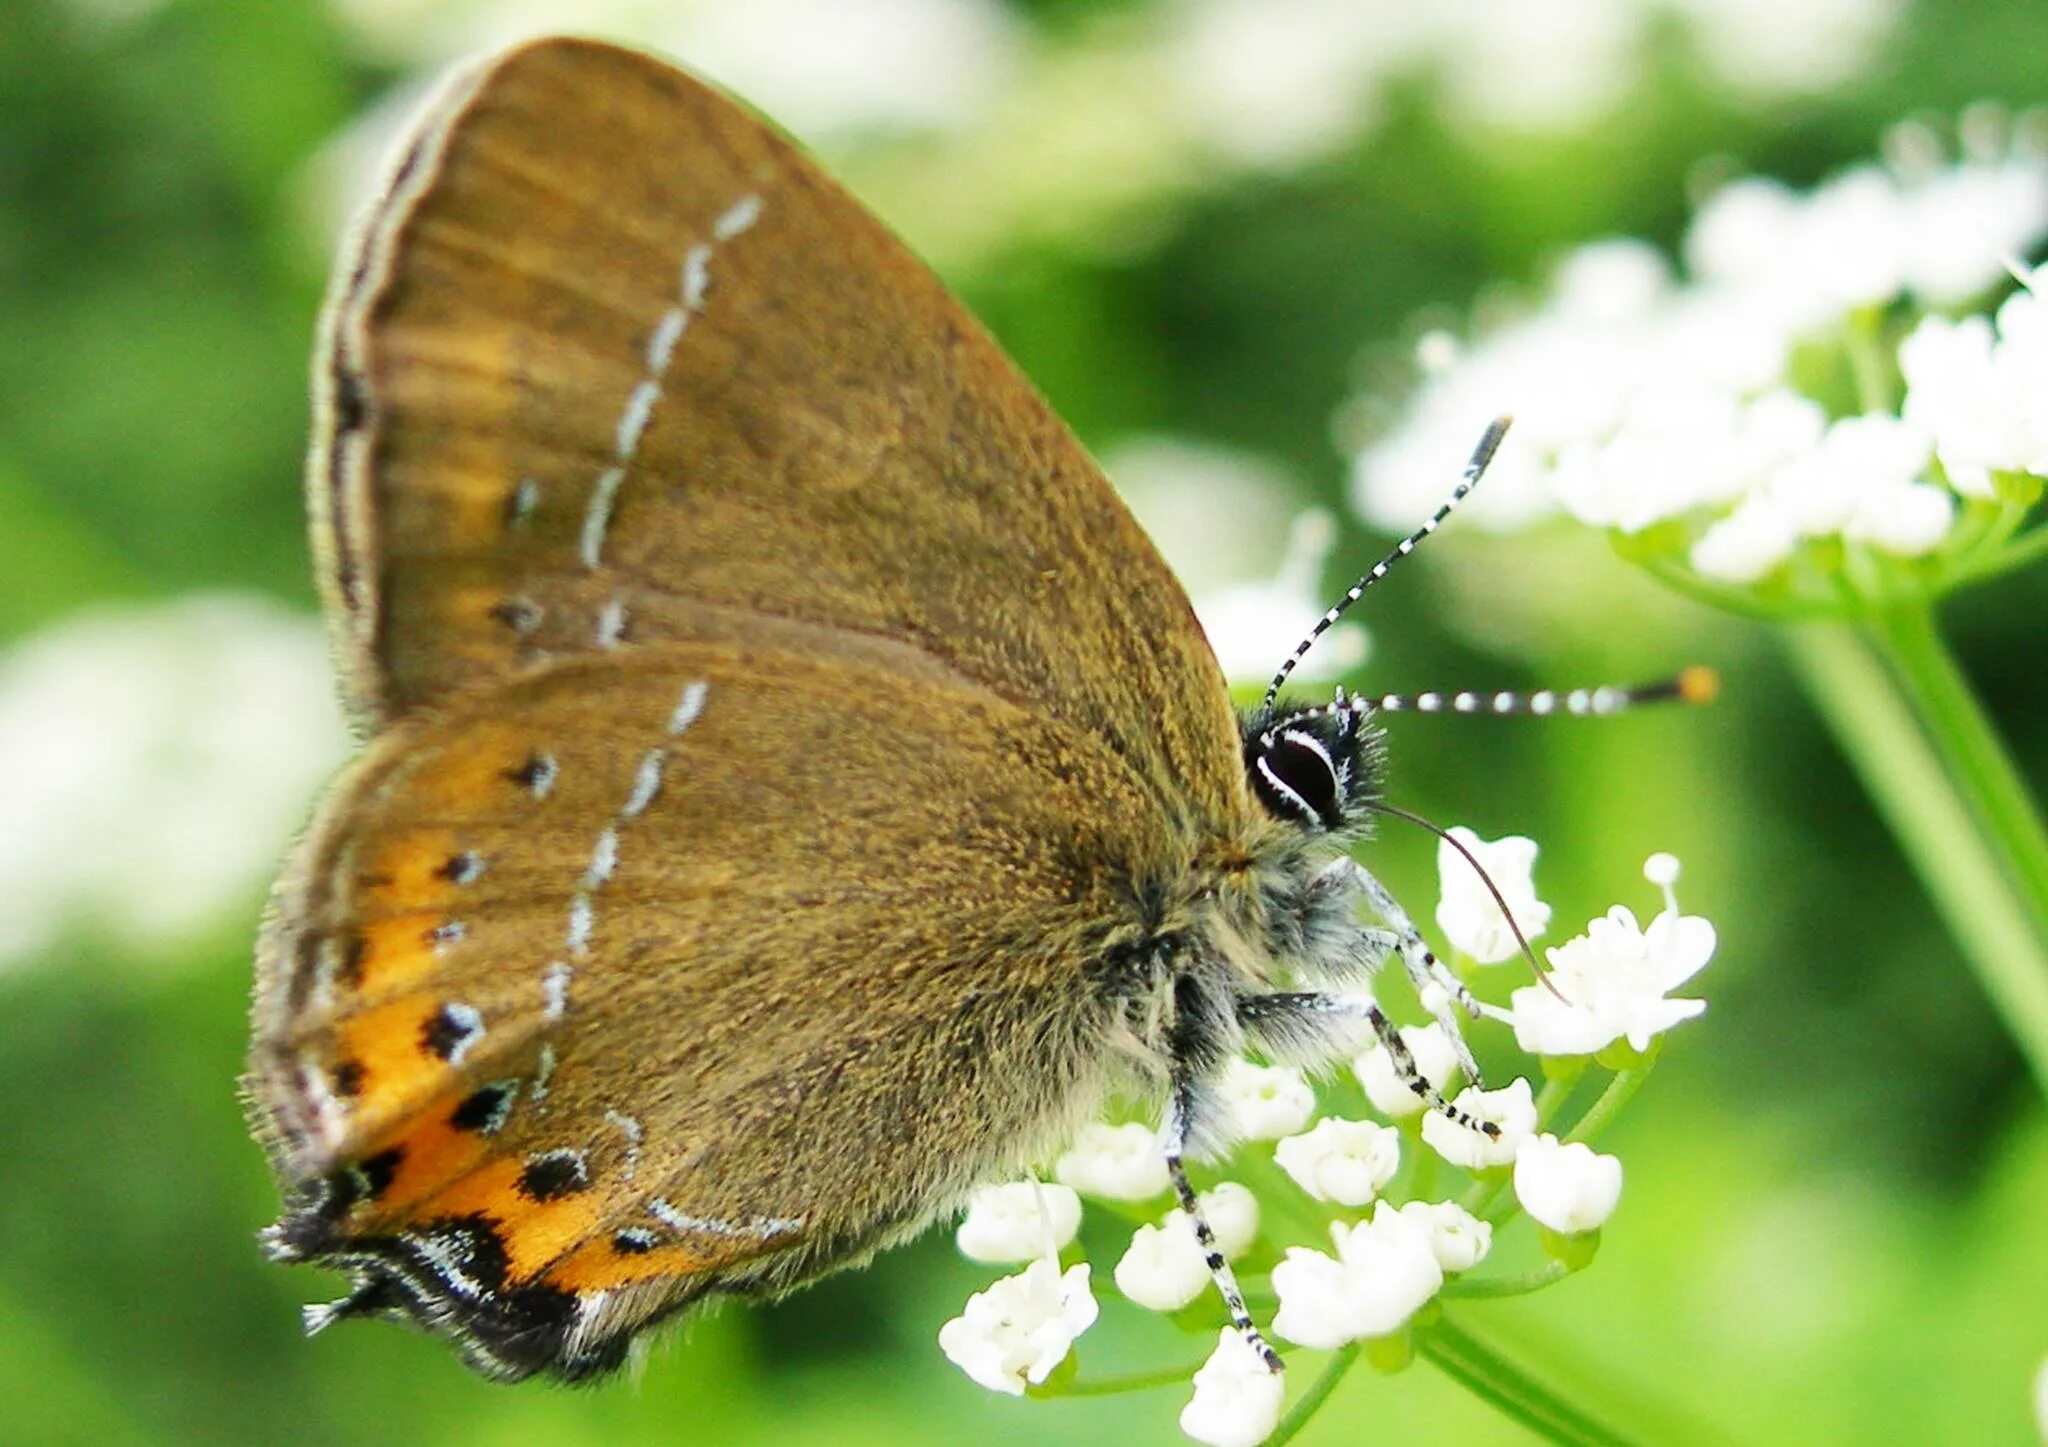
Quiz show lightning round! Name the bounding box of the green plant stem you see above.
[1565,1066,1652,1149]
[1034,1360,1210,1397]
[1419,1316,1644,1447]
[1953,520,2048,587]
[1265,1343,1361,1447]
[1442,1261,1574,1299]
[1871,603,2048,933]
[1784,621,2048,1092]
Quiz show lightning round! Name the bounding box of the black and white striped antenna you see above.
[1262,415,1512,711]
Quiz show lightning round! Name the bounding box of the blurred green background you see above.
[3,0,2046,1443]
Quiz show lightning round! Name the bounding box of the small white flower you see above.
[1195,1182,1263,1260]
[955,1182,1082,1265]
[1217,1059,1318,1141]
[1271,1203,1443,1350]
[1435,827,1552,964]
[1419,1077,1538,1169]
[1115,1183,1260,1313]
[1054,1122,1170,1201]
[1397,1200,1493,1272]
[1120,1194,1259,1313]
[1273,1117,1401,1206]
[938,1259,1099,1396]
[1689,493,1798,582]
[1507,905,1715,1058]
[1354,1022,1462,1118]
[1513,1133,1624,1234]
[1115,1220,1211,1312]
[1180,1328,1285,1447]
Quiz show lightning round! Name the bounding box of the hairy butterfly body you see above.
[250,35,1471,1381]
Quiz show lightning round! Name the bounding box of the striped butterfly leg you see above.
[1234,992,1497,1138]
[1332,858,1487,1086]
[1162,1078,1283,1375]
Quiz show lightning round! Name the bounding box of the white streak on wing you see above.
[621,748,666,819]
[669,679,709,734]
[713,192,763,241]
[645,306,688,373]
[584,827,618,887]
[532,1043,557,1101]
[615,379,662,460]
[409,1233,487,1300]
[567,894,594,956]
[647,1199,806,1240]
[596,598,628,647]
[442,1002,485,1066]
[681,244,712,310]
[297,1058,347,1147]
[580,467,625,569]
[604,1109,644,1179]
[542,963,571,1021]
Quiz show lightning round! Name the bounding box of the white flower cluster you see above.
[1109,437,1369,689]
[1352,114,2048,594]
[0,596,347,975]
[313,0,1904,278]
[940,835,1711,1446]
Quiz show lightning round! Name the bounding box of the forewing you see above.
[249,641,1169,1379]
[320,35,1242,819]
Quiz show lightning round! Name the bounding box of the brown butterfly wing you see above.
[250,640,1188,1378]
[319,35,1242,821]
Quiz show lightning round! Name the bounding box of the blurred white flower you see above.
[1434,0,1638,134]
[1397,1200,1493,1272]
[1217,1059,1318,1142]
[1110,1182,1259,1313]
[938,1259,1099,1395]
[1353,1021,1462,1118]
[1902,273,2048,495]
[1114,1187,1253,1318]
[1054,1122,1171,1201]
[1671,0,1900,99]
[1271,1203,1443,1349]
[1192,1181,1264,1261]
[1180,1328,1285,1447]
[0,596,346,973]
[1273,1117,1401,1206]
[1435,827,1551,964]
[2034,1353,2048,1444]
[1513,1133,1624,1234]
[1110,439,1366,688]
[1419,1077,1538,1169]
[1689,494,1799,583]
[327,0,1018,138]
[1350,123,2048,595]
[1169,0,1421,167]
[955,1182,1082,1265]
[1507,904,1715,1057]
[1115,1220,1210,1313]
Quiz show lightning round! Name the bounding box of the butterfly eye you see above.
[1249,728,1345,831]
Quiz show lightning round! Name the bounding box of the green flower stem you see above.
[1441,1260,1574,1299]
[1419,1316,1646,1447]
[1785,621,2048,1092]
[1032,1360,1212,1398]
[1871,603,2048,934]
[1564,1066,1652,1149]
[1265,1343,1362,1447]
[1460,1074,1573,1220]
[1954,518,2048,587]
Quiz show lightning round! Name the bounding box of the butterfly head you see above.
[1240,695,1383,834]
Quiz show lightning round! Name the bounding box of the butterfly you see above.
[246,34,1699,1383]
